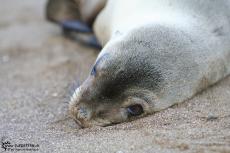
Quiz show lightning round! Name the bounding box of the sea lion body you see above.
[67,0,230,127]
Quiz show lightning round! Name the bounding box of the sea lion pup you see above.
[69,0,230,127]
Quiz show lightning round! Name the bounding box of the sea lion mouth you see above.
[70,106,113,128]
[69,99,115,127]
[73,117,90,128]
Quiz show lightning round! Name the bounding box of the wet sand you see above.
[0,0,230,152]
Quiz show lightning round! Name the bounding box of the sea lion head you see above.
[69,28,163,127]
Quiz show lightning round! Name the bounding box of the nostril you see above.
[76,105,91,120]
[78,106,88,118]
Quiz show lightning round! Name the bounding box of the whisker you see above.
[64,79,82,104]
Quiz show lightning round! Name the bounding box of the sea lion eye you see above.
[127,104,144,116]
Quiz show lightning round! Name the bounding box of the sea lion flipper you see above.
[61,20,92,33]
[85,35,102,49]
[63,29,101,49]
[46,0,102,48]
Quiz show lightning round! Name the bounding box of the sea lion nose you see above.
[69,87,92,126]
[76,104,91,119]
[69,78,96,127]
[74,103,93,127]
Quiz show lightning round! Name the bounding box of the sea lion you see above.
[46,0,106,25]
[46,0,106,48]
[53,0,230,127]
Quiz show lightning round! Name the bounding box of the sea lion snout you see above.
[70,102,93,128]
[69,70,156,127]
[69,78,97,127]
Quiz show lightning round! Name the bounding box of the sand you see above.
[0,0,230,153]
